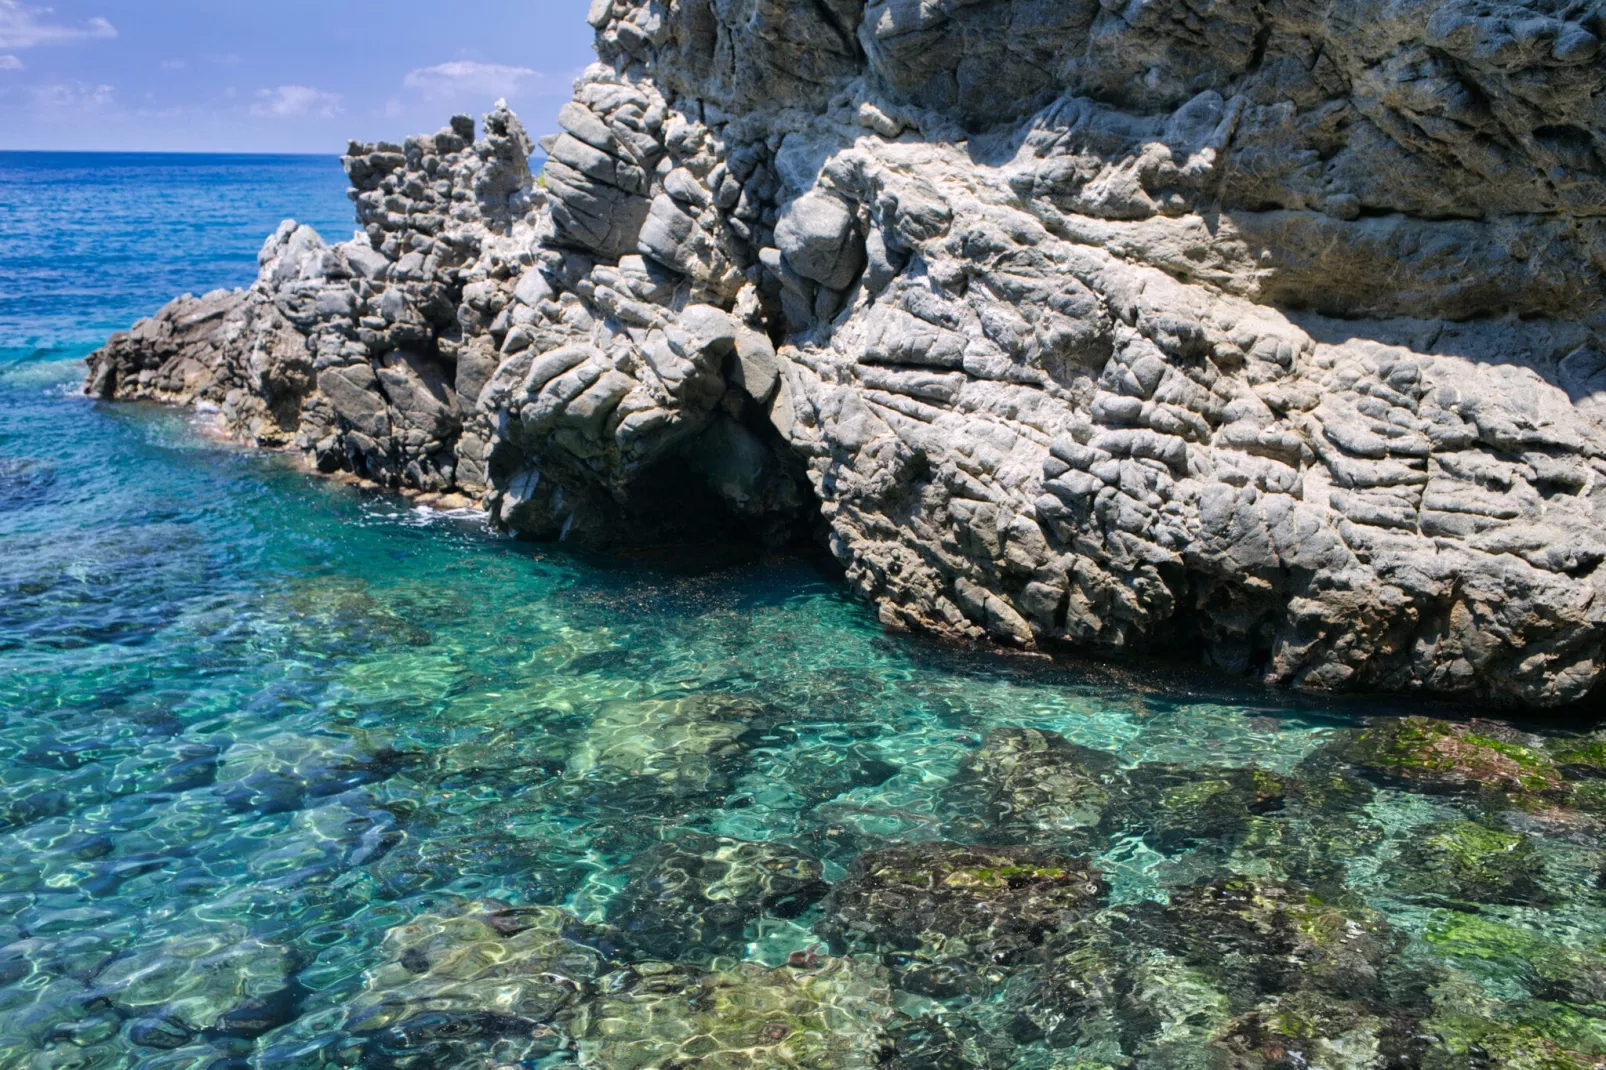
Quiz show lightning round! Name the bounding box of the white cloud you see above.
[160,58,184,70]
[0,1,116,49]
[251,84,342,119]
[403,60,539,102]
[0,53,20,69]
[31,79,113,109]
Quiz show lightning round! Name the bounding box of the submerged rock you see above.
[1388,821,1551,908]
[1549,731,1606,780]
[946,728,1119,843]
[565,692,777,805]
[344,901,607,1066]
[87,929,295,1043]
[1422,972,1606,1070]
[815,843,1104,997]
[884,1014,1017,1070]
[573,957,898,1069]
[1130,879,1405,1007]
[774,743,901,809]
[1421,912,1606,1008]
[607,833,828,964]
[1208,758,1383,896]
[1325,716,1596,812]
[989,876,1430,1067]
[1103,763,1290,854]
[1212,990,1423,1070]
[85,1,1606,708]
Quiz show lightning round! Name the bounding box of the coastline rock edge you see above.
[88,1,1606,708]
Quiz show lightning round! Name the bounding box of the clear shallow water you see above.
[1,155,1604,1069]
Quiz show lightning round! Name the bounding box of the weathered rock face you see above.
[87,1,1606,707]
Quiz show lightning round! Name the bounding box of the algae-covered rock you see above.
[1212,990,1423,1070]
[996,879,1426,1067]
[574,957,897,1069]
[1548,732,1606,778]
[1210,812,1383,902]
[946,728,1119,843]
[1421,978,1606,1070]
[1201,759,1383,898]
[1573,780,1606,816]
[1388,821,1551,907]
[815,843,1104,997]
[1422,912,1606,1007]
[607,833,829,964]
[996,936,1233,1064]
[1130,879,1403,1006]
[1421,1013,1606,1070]
[267,575,433,655]
[1328,717,1570,804]
[1104,764,1289,854]
[344,900,607,1066]
[566,692,777,804]
[1547,730,1606,818]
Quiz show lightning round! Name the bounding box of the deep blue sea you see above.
[1,153,1604,1068]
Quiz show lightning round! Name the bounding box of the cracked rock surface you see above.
[87,0,1606,706]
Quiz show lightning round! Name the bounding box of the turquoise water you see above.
[2,153,1605,1069]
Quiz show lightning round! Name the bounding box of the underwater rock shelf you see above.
[86,0,1606,709]
[266,710,1606,1067]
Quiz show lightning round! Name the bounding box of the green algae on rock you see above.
[1423,977,1606,1070]
[1422,912,1606,1007]
[1204,758,1384,897]
[1388,821,1552,907]
[988,877,1430,1068]
[815,843,1105,997]
[1129,879,1406,1006]
[1549,732,1606,781]
[1213,990,1423,1070]
[1103,763,1290,854]
[1328,717,1577,804]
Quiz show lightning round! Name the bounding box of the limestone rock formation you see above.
[87,2,1606,707]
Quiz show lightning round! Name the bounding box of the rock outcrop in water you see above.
[87,0,1606,707]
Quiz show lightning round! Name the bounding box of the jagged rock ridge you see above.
[87,0,1606,707]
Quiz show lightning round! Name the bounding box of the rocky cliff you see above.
[87,0,1606,707]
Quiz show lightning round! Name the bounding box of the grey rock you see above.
[774,190,864,291]
[85,2,1606,707]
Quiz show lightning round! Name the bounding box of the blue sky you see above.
[0,1,598,153]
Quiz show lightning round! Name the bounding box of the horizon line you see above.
[0,148,550,160]
[0,148,344,158]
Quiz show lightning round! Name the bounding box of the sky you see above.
[0,0,599,153]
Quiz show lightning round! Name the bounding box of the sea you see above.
[0,151,1602,1068]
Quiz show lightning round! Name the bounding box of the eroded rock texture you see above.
[87,1,1606,706]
